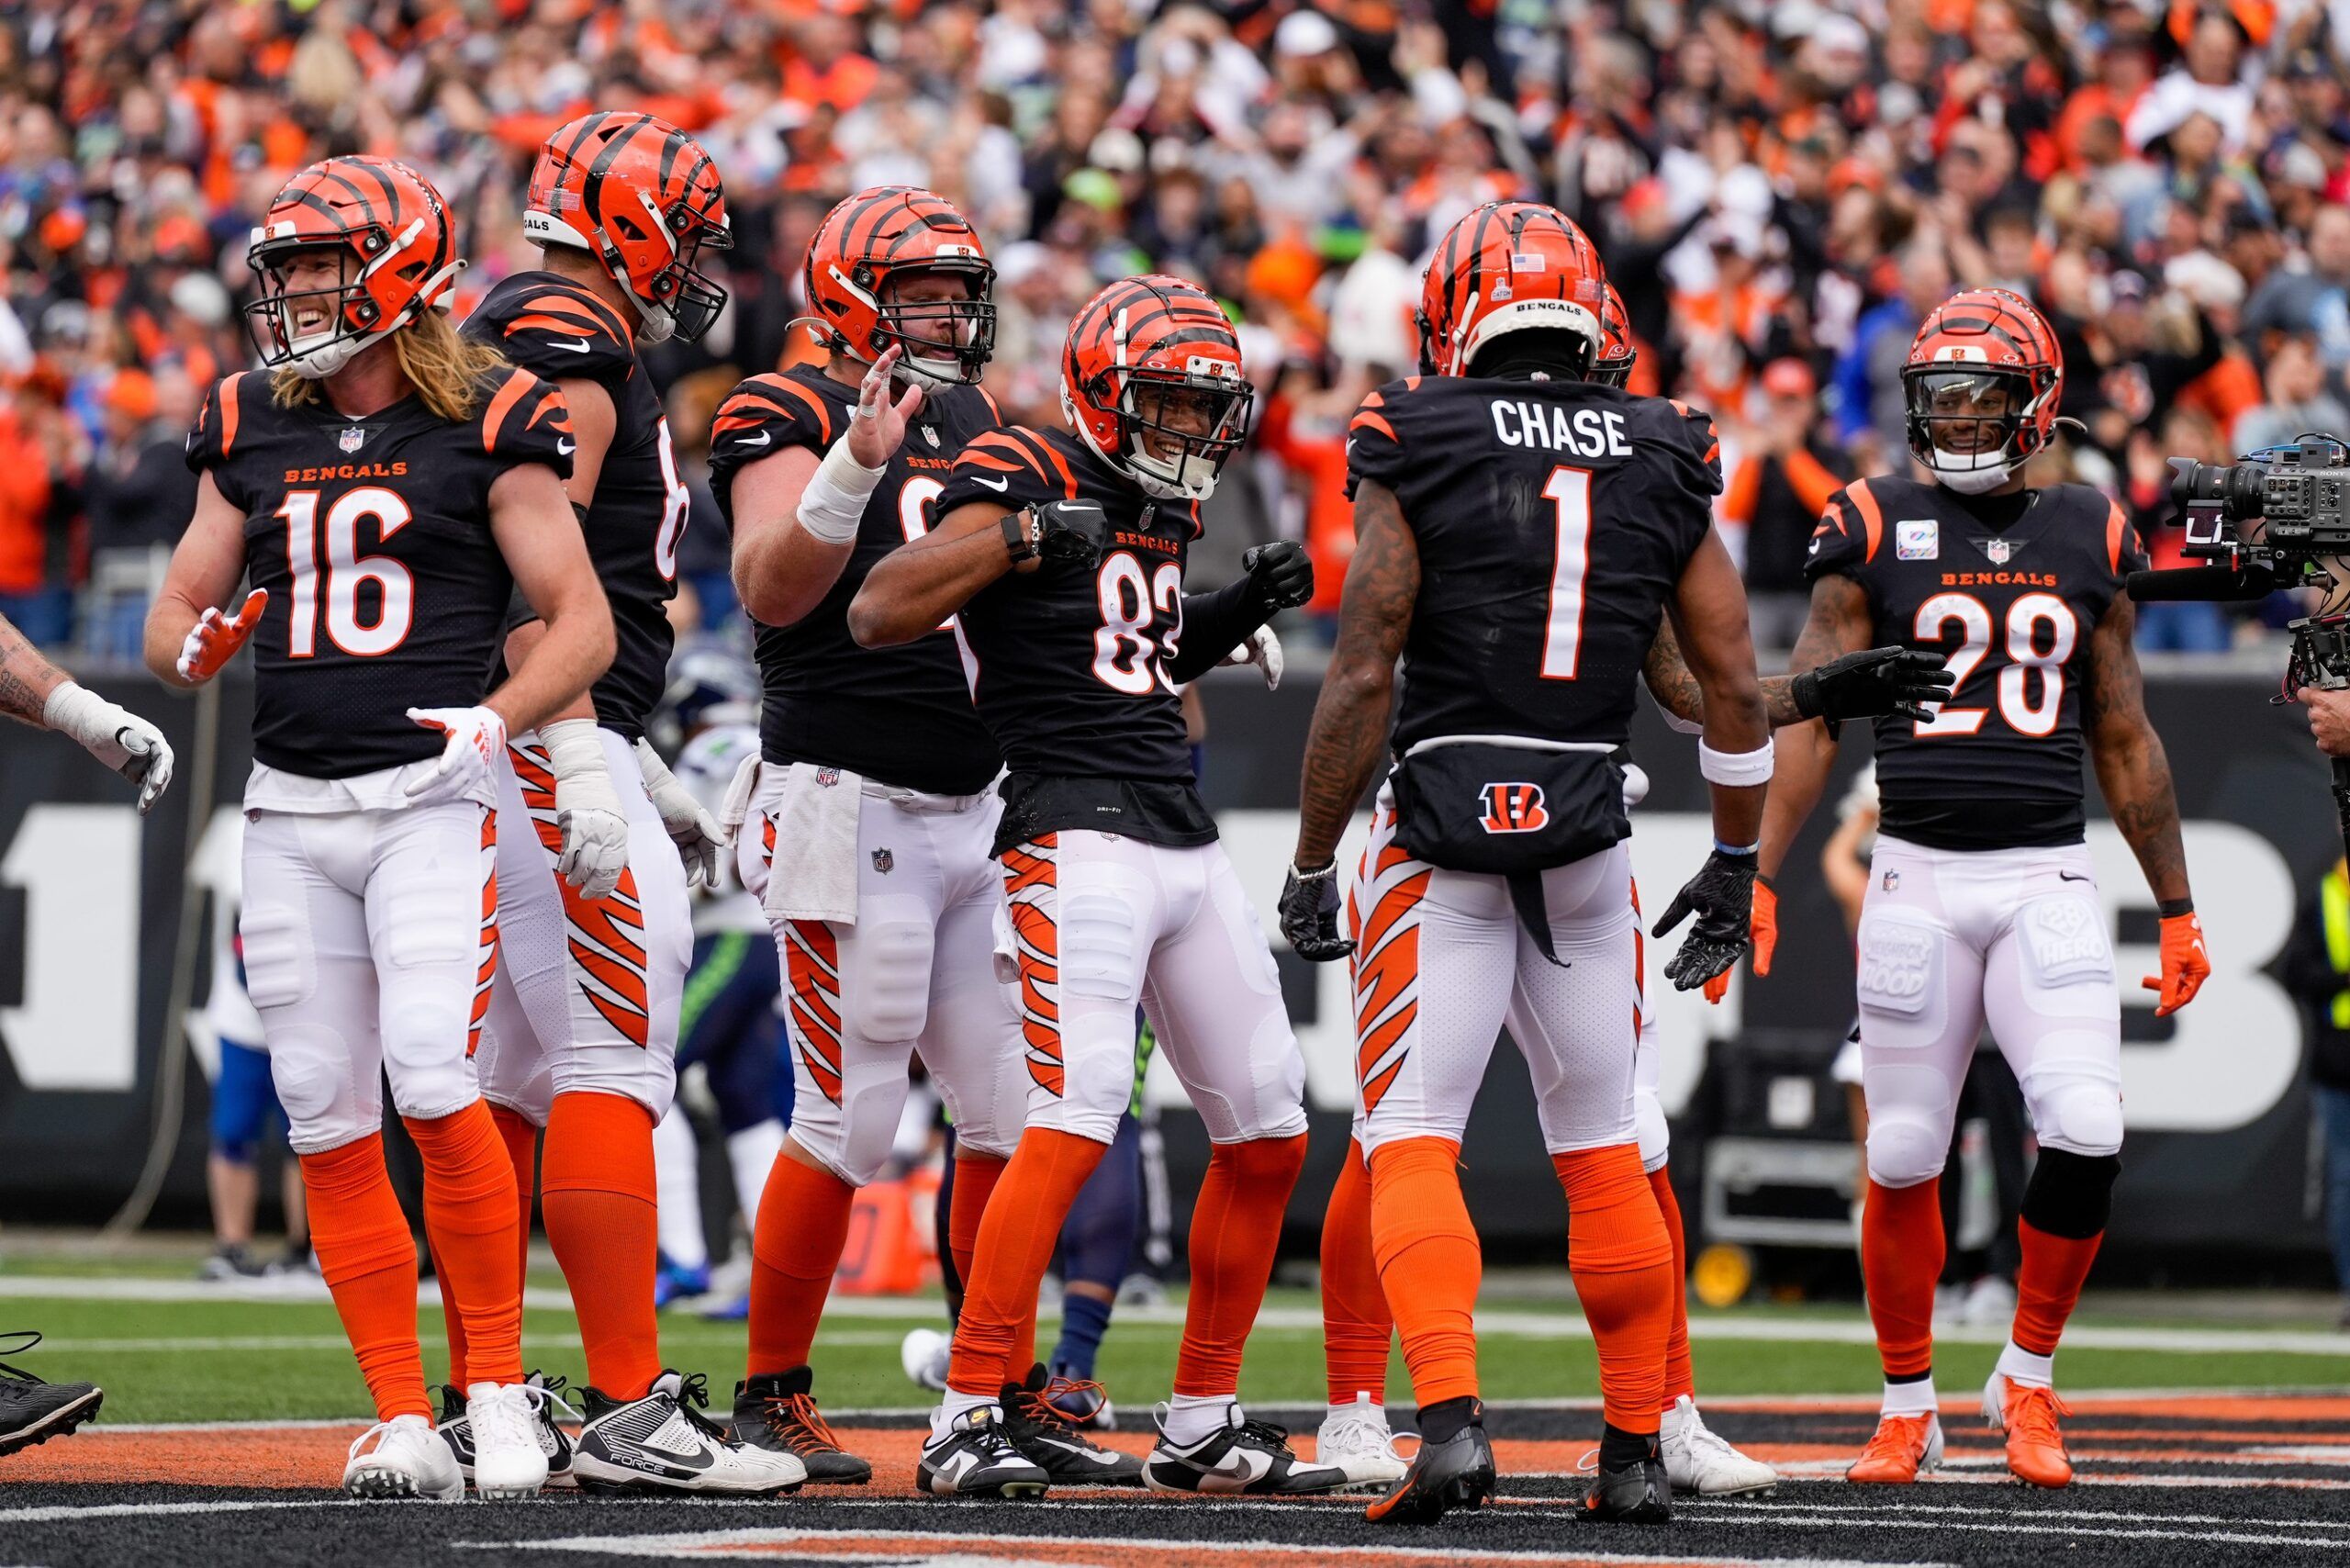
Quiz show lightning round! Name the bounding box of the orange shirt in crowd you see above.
[0,409,53,597]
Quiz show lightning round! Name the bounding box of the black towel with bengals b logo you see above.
[184,364,573,778]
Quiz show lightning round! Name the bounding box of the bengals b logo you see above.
[1479,783,1549,834]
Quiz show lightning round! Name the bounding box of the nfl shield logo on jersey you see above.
[1977,536,2018,565]
[1896,520,1938,561]
[339,427,365,454]
[1478,782,1550,834]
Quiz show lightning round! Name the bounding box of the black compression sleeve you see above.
[1165,577,1260,685]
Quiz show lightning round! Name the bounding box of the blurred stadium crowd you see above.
[1,0,2345,655]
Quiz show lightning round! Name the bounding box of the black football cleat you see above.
[1365,1423,1497,1524]
[997,1363,1142,1486]
[1581,1444,1672,1524]
[733,1367,874,1484]
[0,1334,100,1457]
[916,1406,1050,1498]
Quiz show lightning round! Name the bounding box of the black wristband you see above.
[1000,509,1038,564]
[2157,897,2196,918]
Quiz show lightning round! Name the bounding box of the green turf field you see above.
[6,1260,2350,1423]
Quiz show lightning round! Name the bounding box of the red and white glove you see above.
[403,705,506,805]
[2143,908,2210,1018]
[176,588,267,682]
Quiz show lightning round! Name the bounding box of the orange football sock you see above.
[1554,1144,1673,1435]
[747,1148,856,1376]
[1321,1137,1393,1405]
[404,1102,525,1389]
[301,1133,431,1422]
[2012,1217,2102,1358]
[1174,1133,1306,1398]
[1648,1164,1695,1408]
[946,1151,1036,1375]
[441,1105,540,1388]
[541,1091,661,1400]
[1863,1178,1945,1380]
[947,1128,1103,1396]
[1370,1137,1482,1408]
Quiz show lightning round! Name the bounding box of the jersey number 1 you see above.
[276,487,414,658]
[1540,466,1595,680]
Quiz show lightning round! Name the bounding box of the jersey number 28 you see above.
[1912,591,2078,738]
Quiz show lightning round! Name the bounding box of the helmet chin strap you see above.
[1933,456,2017,495]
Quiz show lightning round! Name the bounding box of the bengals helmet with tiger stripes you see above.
[244,156,464,379]
[1416,200,1607,379]
[1061,274,1252,502]
[524,110,732,345]
[1900,286,2064,493]
[802,186,996,389]
[1592,283,1636,388]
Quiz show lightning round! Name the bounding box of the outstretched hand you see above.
[847,345,924,469]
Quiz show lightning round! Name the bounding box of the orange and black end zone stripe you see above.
[1350,815,1429,1116]
[470,809,498,1058]
[1002,835,1061,1095]
[786,919,844,1104]
[962,428,1077,498]
[714,374,835,444]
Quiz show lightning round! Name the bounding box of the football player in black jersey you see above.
[1278,202,1771,1525]
[447,110,799,1497]
[705,186,1076,1486]
[850,274,1337,1500]
[1305,277,1953,1507]
[145,156,612,1502]
[1756,288,2209,1488]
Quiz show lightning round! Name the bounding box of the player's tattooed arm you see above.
[1644,619,1814,729]
[1292,478,1418,870]
[1757,574,1873,879]
[2086,590,2192,905]
[0,611,67,725]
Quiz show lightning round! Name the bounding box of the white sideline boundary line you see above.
[7,1274,2350,1358]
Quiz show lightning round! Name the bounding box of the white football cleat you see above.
[464,1381,553,1500]
[1315,1394,1409,1488]
[1659,1394,1776,1496]
[572,1370,804,1495]
[345,1413,464,1501]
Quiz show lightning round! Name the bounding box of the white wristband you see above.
[542,718,625,814]
[1698,735,1774,787]
[43,681,118,755]
[796,434,886,544]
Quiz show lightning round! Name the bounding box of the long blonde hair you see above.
[271,308,509,422]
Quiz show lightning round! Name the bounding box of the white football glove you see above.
[1218,623,1284,689]
[636,737,725,888]
[404,705,507,806]
[540,719,631,901]
[44,682,175,814]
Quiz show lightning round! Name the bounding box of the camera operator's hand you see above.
[2299,686,2350,757]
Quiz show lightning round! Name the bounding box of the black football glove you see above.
[1791,646,1955,735]
[1240,541,1315,620]
[1033,499,1113,567]
[1280,860,1352,961]
[1651,847,1759,991]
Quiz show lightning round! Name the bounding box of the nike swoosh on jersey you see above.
[557,439,576,455]
[736,431,772,447]
[546,337,595,353]
[974,474,1011,491]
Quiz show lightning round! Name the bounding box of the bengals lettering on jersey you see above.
[706,365,1002,796]
[1345,375,1720,754]
[461,270,686,739]
[185,366,573,778]
[1807,474,2143,851]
